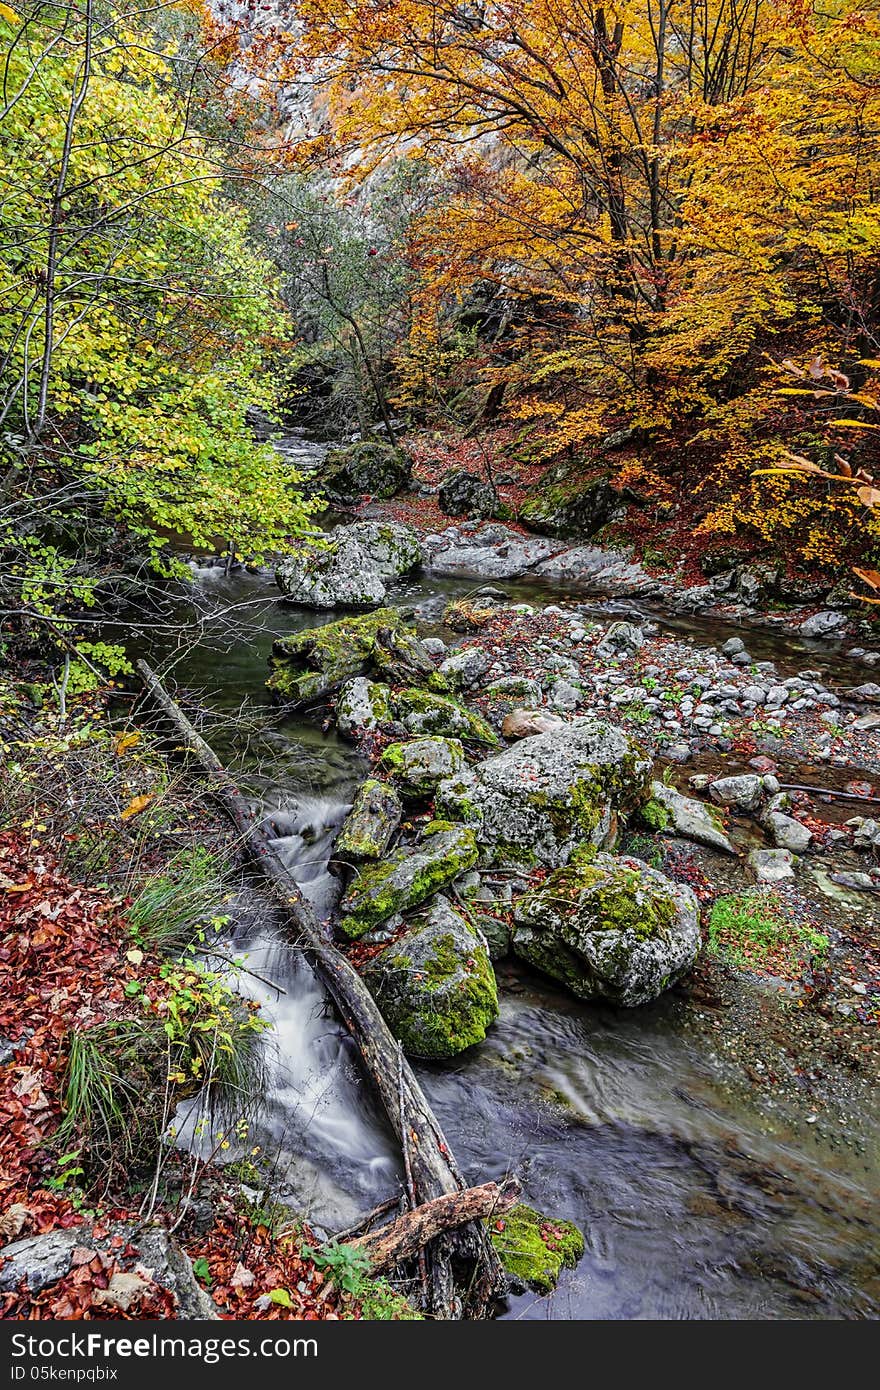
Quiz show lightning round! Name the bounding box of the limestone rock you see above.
[394,687,500,746]
[335,780,402,862]
[381,737,466,799]
[336,677,393,738]
[512,852,701,1006]
[648,782,737,855]
[319,440,411,504]
[708,774,765,813]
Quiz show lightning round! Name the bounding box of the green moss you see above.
[267,608,411,702]
[489,1203,585,1293]
[521,856,677,944]
[640,796,671,831]
[339,827,479,938]
[352,1280,423,1320]
[379,739,465,798]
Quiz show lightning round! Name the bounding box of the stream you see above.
[151,433,880,1320]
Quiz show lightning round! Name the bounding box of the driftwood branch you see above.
[136,660,506,1318]
[349,1178,521,1274]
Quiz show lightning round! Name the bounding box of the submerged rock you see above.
[512,851,701,1006]
[319,440,411,504]
[436,717,653,868]
[336,677,393,738]
[381,737,466,799]
[339,823,479,937]
[335,779,402,862]
[490,1204,585,1294]
[394,687,500,746]
[361,897,498,1058]
[648,781,737,855]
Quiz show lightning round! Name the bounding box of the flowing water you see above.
[152,433,880,1320]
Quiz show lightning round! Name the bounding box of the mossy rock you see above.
[267,607,412,704]
[336,677,394,739]
[435,717,653,868]
[339,824,479,938]
[335,779,402,862]
[319,440,411,504]
[380,737,466,799]
[394,687,500,747]
[489,1203,585,1294]
[362,897,498,1058]
[512,850,701,1006]
[518,468,616,540]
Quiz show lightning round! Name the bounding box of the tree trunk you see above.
[349,1178,521,1274]
[136,660,507,1317]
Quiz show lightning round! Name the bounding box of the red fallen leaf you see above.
[70,1246,96,1266]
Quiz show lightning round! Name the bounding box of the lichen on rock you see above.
[380,736,466,799]
[339,823,478,937]
[394,687,500,746]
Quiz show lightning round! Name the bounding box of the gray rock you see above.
[382,736,466,799]
[722,637,746,656]
[850,817,880,850]
[708,774,765,813]
[512,852,701,1007]
[649,782,737,855]
[421,637,447,659]
[437,646,491,690]
[361,897,497,1058]
[764,811,813,853]
[0,1225,218,1317]
[429,530,560,579]
[548,678,583,712]
[847,682,880,703]
[344,520,423,578]
[336,677,393,738]
[438,470,497,518]
[765,685,789,709]
[436,717,652,868]
[596,621,645,658]
[798,610,847,638]
[319,440,410,503]
[276,530,388,608]
[748,848,795,883]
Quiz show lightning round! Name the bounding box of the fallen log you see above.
[349,1178,521,1275]
[136,660,506,1318]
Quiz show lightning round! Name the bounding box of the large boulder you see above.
[339,822,478,937]
[438,470,497,518]
[519,469,616,540]
[335,779,402,862]
[394,687,500,746]
[276,530,387,608]
[336,677,393,738]
[276,521,421,609]
[381,737,466,799]
[435,718,653,868]
[512,852,701,1006]
[319,440,411,504]
[361,897,498,1058]
[267,608,433,705]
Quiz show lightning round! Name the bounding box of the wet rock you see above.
[649,782,737,854]
[361,897,498,1058]
[501,708,568,740]
[797,610,847,638]
[381,737,466,799]
[336,780,402,862]
[708,774,765,813]
[394,688,500,746]
[764,811,813,854]
[319,440,411,504]
[438,470,497,518]
[339,823,479,937]
[748,848,795,883]
[490,1204,584,1293]
[436,718,653,868]
[512,851,701,1006]
[436,646,491,691]
[336,677,393,738]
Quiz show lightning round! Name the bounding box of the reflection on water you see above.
[154,553,879,1318]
